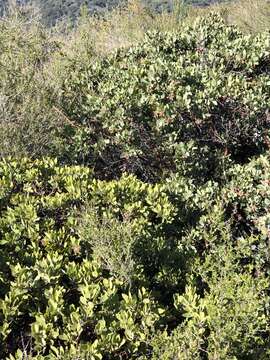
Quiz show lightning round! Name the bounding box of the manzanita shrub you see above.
[0,158,209,358]
[1,157,270,359]
[0,158,167,359]
[56,14,270,181]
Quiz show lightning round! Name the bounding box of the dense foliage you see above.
[1,155,270,358]
[0,3,270,359]
[55,14,270,181]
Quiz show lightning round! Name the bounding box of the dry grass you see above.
[56,0,270,61]
[55,0,189,59]
[225,0,270,32]
[186,0,270,32]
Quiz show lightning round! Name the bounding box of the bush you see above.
[55,14,270,181]
[1,3,270,359]
[78,209,138,285]
[1,157,270,358]
[151,216,270,359]
[0,158,166,358]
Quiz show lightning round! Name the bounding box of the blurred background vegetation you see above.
[1,0,230,25]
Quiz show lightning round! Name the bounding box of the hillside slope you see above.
[0,10,270,358]
[0,0,226,24]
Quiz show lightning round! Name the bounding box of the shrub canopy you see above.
[0,9,270,360]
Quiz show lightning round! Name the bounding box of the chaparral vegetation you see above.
[0,0,270,359]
